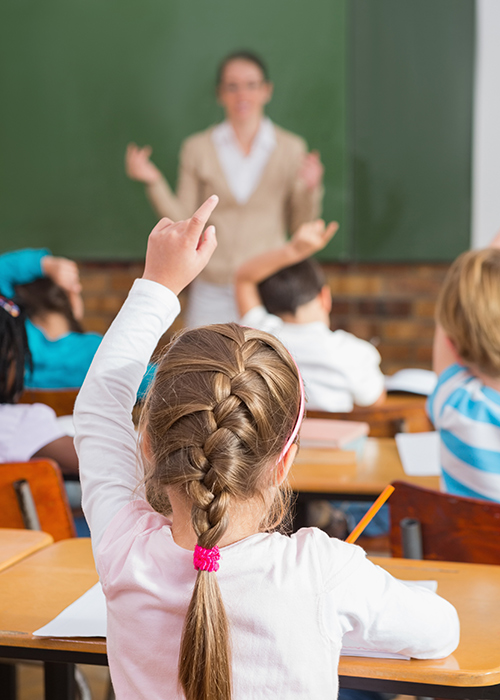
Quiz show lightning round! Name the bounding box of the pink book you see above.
[299,418,369,449]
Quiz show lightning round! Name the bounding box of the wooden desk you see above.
[291,437,440,497]
[340,557,500,699]
[18,388,79,417]
[1,540,500,699]
[308,392,433,437]
[0,529,53,572]
[290,437,439,529]
[0,538,102,698]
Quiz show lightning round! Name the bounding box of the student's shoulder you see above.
[427,363,475,423]
[273,123,307,149]
[267,527,368,587]
[97,500,172,567]
[241,305,283,334]
[328,328,381,360]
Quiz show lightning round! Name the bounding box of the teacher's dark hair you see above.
[216,51,270,86]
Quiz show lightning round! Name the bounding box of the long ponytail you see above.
[179,572,231,700]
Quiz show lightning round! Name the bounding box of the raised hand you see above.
[298,150,324,191]
[41,256,81,295]
[142,195,218,295]
[291,219,339,258]
[126,143,163,185]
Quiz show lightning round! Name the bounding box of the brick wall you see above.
[78,261,450,375]
[324,262,449,374]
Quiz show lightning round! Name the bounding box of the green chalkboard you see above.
[349,0,475,261]
[0,0,347,260]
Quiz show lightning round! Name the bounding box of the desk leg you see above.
[45,661,76,699]
[0,662,16,700]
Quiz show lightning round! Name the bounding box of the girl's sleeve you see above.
[74,278,180,550]
[0,248,50,298]
[323,544,459,659]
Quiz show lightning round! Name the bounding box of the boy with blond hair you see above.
[428,245,500,502]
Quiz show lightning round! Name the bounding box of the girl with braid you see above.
[75,195,459,700]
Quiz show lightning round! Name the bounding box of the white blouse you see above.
[211,117,276,204]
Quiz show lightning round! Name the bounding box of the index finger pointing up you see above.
[185,195,219,241]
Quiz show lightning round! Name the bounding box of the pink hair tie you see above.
[193,544,220,572]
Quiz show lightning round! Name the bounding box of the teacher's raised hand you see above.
[126,143,162,185]
[299,150,324,191]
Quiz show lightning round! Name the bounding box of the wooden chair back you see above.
[19,388,79,417]
[0,460,76,541]
[389,480,500,564]
[307,393,433,438]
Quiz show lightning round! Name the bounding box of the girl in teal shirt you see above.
[0,248,153,395]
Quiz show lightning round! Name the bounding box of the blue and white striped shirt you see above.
[427,363,500,502]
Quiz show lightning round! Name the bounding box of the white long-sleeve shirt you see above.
[74,279,460,700]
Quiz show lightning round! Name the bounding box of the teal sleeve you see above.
[137,363,156,400]
[0,248,51,298]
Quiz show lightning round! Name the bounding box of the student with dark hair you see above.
[0,248,154,394]
[0,248,101,389]
[235,220,386,412]
[0,295,78,473]
[258,258,326,316]
[126,50,324,327]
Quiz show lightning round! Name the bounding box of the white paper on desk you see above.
[385,369,437,396]
[57,414,75,437]
[340,648,410,660]
[395,431,441,476]
[400,579,438,593]
[33,582,106,638]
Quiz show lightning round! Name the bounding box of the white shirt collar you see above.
[212,117,276,154]
[211,118,277,204]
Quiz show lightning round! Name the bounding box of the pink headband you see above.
[277,358,305,462]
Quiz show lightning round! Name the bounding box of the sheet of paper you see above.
[385,369,437,396]
[33,582,106,637]
[57,414,76,437]
[395,431,441,476]
[340,648,410,660]
[400,579,438,593]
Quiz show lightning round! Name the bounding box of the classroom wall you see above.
[1,0,476,263]
[471,0,500,248]
[0,0,348,259]
[349,0,474,262]
[79,261,448,375]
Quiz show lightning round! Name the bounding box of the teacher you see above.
[126,50,324,327]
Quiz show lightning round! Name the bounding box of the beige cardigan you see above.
[146,124,323,285]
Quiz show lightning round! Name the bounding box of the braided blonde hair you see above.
[141,323,301,700]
